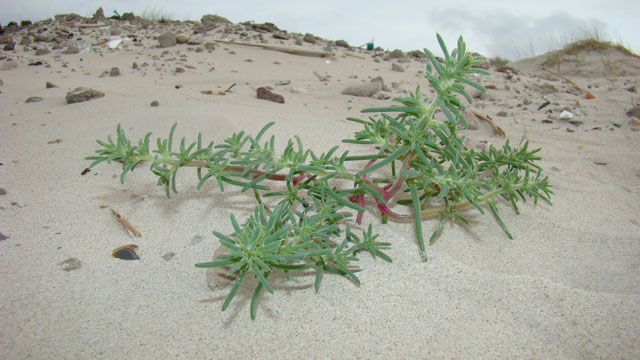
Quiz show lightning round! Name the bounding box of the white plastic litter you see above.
[559,110,573,120]
[107,36,123,49]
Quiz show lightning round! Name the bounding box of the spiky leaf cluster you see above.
[86,34,553,318]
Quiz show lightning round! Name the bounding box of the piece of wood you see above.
[64,23,110,28]
[215,40,335,58]
[470,109,505,137]
[110,209,141,237]
[345,52,365,60]
[542,67,584,91]
[92,39,108,46]
[313,71,328,82]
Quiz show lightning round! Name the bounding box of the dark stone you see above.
[257,87,284,103]
[33,34,52,42]
[626,106,640,118]
[65,87,105,104]
[391,63,404,72]
[61,45,79,54]
[109,67,120,77]
[342,83,381,97]
[196,14,231,33]
[472,53,490,70]
[150,100,159,107]
[201,14,231,26]
[158,32,177,48]
[25,96,44,103]
[370,76,388,91]
[35,47,49,55]
[93,7,105,21]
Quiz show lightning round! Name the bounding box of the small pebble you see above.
[65,87,104,104]
[162,252,176,261]
[150,100,159,107]
[58,257,82,271]
[391,63,404,72]
[25,96,44,103]
[191,235,204,245]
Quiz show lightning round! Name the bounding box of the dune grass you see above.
[542,37,639,68]
[140,6,174,22]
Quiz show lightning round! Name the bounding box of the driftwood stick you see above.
[110,209,141,237]
[313,71,329,82]
[345,52,366,60]
[470,109,506,137]
[215,40,335,58]
[64,23,110,28]
[542,67,584,91]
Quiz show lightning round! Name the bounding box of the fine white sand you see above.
[1,15,639,359]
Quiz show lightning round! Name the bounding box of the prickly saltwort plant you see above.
[86,34,553,319]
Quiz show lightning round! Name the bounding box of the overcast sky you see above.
[2,1,638,60]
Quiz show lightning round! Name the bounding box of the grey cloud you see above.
[427,8,609,60]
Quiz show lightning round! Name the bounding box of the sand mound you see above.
[510,39,640,78]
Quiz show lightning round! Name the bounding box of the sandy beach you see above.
[1,11,639,359]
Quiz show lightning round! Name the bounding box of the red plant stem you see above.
[374,198,412,222]
[191,156,417,222]
[356,194,365,224]
[354,159,378,224]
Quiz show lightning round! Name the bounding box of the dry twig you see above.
[215,40,335,58]
[470,109,506,136]
[110,208,141,237]
[313,71,328,82]
[64,23,109,28]
[345,52,365,60]
[542,67,584,92]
